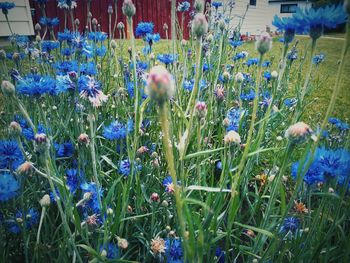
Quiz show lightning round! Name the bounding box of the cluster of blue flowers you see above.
[0,2,15,14]
[328,117,349,131]
[292,147,350,188]
[177,1,190,12]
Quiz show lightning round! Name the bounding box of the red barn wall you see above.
[29,0,211,40]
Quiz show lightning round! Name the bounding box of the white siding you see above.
[0,0,34,36]
[219,0,310,35]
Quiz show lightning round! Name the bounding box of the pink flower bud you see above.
[192,13,208,39]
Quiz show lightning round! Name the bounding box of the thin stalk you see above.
[171,0,176,56]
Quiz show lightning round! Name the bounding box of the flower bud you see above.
[117,238,129,249]
[255,32,272,55]
[146,65,175,105]
[34,133,50,154]
[224,130,241,145]
[117,22,125,30]
[35,23,41,31]
[271,70,278,79]
[219,19,226,31]
[74,18,80,26]
[92,18,98,26]
[192,13,208,39]
[285,122,313,143]
[108,5,113,14]
[222,71,230,82]
[0,49,6,60]
[195,101,207,118]
[235,72,244,83]
[151,192,160,202]
[161,200,168,207]
[39,194,51,207]
[122,0,136,17]
[36,35,42,42]
[1,80,15,96]
[163,23,168,31]
[78,133,90,145]
[9,121,22,136]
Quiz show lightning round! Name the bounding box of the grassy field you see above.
[1,36,349,123]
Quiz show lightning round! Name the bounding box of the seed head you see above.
[224,130,241,145]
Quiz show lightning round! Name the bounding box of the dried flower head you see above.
[294,200,308,214]
[17,161,34,176]
[285,122,313,143]
[224,130,241,145]
[151,237,166,254]
[78,133,90,145]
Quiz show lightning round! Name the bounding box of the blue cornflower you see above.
[80,182,103,213]
[177,1,190,12]
[58,29,73,42]
[78,75,108,107]
[0,2,15,14]
[215,247,225,263]
[54,142,74,158]
[39,17,60,27]
[103,120,130,140]
[291,158,325,186]
[272,15,302,43]
[145,33,160,44]
[183,79,194,91]
[328,117,340,125]
[56,74,75,93]
[0,140,24,170]
[54,60,78,75]
[8,35,29,47]
[263,71,271,81]
[226,108,244,132]
[65,169,84,193]
[16,118,47,140]
[165,238,183,262]
[41,40,60,52]
[0,172,20,201]
[246,58,259,67]
[80,62,97,75]
[17,74,56,96]
[328,117,349,131]
[240,89,255,101]
[157,54,177,65]
[6,52,25,61]
[212,1,223,9]
[233,51,248,61]
[202,63,212,72]
[135,22,154,37]
[57,0,77,9]
[95,45,107,57]
[316,147,350,178]
[61,47,74,56]
[119,159,141,177]
[284,98,297,107]
[71,32,85,49]
[100,243,119,259]
[312,53,325,65]
[88,31,108,42]
[5,209,39,233]
[262,61,271,67]
[163,176,175,193]
[293,5,347,40]
[228,40,242,48]
[280,217,300,234]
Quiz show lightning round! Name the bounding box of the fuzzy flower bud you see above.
[92,18,98,25]
[34,133,50,154]
[122,0,136,17]
[1,80,15,96]
[74,18,80,26]
[192,13,208,39]
[146,65,175,105]
[255,32,272,55]
[9,121,22,136]
[271,70,278,79]
[150,192,160,202]
[195,101,207,118]
[117,22,125,30]
[78,133,90,145]
[35,23,41,31]
[0,49,6,60]
[224,130,241,145]
[39,194,51,207]
[222,71,231,82]
[117,237,129,249]
[17,161,34,176]
[110,39,117,49]
[285,122,313,143]
[235,72,244,83]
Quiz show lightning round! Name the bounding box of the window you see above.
[249,0,256,6]
[280,4,297,13]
